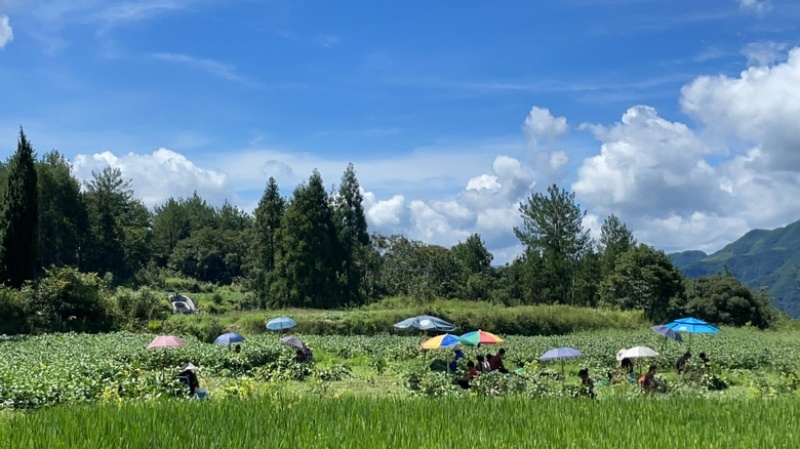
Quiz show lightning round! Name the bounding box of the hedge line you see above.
[156,300,647,342]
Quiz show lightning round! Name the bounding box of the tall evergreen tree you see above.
[271,171,339,308]
[514,184,590,304]
[598,214,636,277]
[37,151,89,270]
[151,197,190,265]
[333,164,370,306]
[0,130,39,287]
[251,177,286,304]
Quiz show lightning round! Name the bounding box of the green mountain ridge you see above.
[670,220,800,318]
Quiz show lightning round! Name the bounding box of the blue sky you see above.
[2,0,800,263]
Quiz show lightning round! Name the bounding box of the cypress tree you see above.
[252,177,286,305]
[271,170,339,308]
[0,130,39,287]
[333,164,370,306]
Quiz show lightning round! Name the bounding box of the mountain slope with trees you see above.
[671,220,800,317]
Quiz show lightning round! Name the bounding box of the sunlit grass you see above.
[1,396,799,448]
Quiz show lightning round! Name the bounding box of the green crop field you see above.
[2,328,800,447]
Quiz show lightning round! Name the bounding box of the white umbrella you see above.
[621,346,659,378]
[616,348,628,362]
[622,346,659,358]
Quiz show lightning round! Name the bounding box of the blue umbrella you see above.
[665,317,720,334]
[394,315,456,332]
[267,317,297,331]
[651,325,683,342]
[214,332,246,345]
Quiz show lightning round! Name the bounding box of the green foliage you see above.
[671,219,800,317]
[111,287,172,330]
[36,151,88,270]
[271,170,340,308]
[0,129,39,288]
[600,244,685,322]
[33,267,114,333]
[333,163,370,307]
[684,274,776,328]
[249,177,286,305]
[599,213,636,277]
[514,184,590,304]
[159,314,226,343]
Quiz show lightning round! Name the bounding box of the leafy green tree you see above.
[218,201,251,231]
[151,197,190,265]
[571,247,602,307]
[271,170,340,308]
[599,244,685,322]
[684,274,775,328]
[333,164,370,306]
[0,130,39,287]
[251,177,286,304]
[514,184,590,304]
[599,214,637,277]
[36,151,89,270]
[452,234,493,300]
[168,227,244,284]
[182,192,218,232]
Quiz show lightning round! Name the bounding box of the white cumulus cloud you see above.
[0,15,13,49]
[72,148,233,208]
[523,106,568,143]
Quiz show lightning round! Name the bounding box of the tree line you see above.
[0,130,779,331]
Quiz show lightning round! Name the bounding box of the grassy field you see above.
[2,396,799,448]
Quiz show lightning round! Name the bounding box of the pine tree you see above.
[514,184,590,304]
[333,164,370,306]
[271,171,339,308]
[0,130,40,287]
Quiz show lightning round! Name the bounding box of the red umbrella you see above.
[147,335,186,349]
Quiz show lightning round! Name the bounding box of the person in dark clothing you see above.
[177,364,200,396]
[699,352,710,366]
[457,361,479,389]
[676,351,692,374]
[578,368,595,399]
[449,349,466,373]
[619,357,635,383]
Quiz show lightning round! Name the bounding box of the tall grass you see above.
[2,396,798,448]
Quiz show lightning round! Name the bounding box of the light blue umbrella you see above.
[267,317,297,331]
[665,317,720,334]
[214,332,246,345]
[394,315,456,332]
[539,347,583,361]
[539,347,583,376]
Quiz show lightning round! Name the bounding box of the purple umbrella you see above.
[651,325,683,342]
[280,336,307,350]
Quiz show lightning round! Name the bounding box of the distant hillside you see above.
[670,220,800,318]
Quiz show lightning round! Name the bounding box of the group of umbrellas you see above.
[145,316,309,353]
[394,315,504,349]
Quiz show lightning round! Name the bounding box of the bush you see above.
[160,314,226,343]
[33,267,114,333]
[111,287,172,331]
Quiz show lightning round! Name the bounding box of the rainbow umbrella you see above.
[459,330,504,347]
[419,333,465,350]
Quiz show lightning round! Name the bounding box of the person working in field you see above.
[457,361,479,389]
[578,368,595,399]
[641,365,659,393]
[177,363,200,397]
[476,355,491,372]
[619,357,635,384]
[676,351,692,374]
[489,348,508,373]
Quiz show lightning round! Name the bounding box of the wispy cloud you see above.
[150,52,264,89]
[275,29,341,49]
[742,41,788,66]
[0,15,13,49]
[739,0,772,15]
